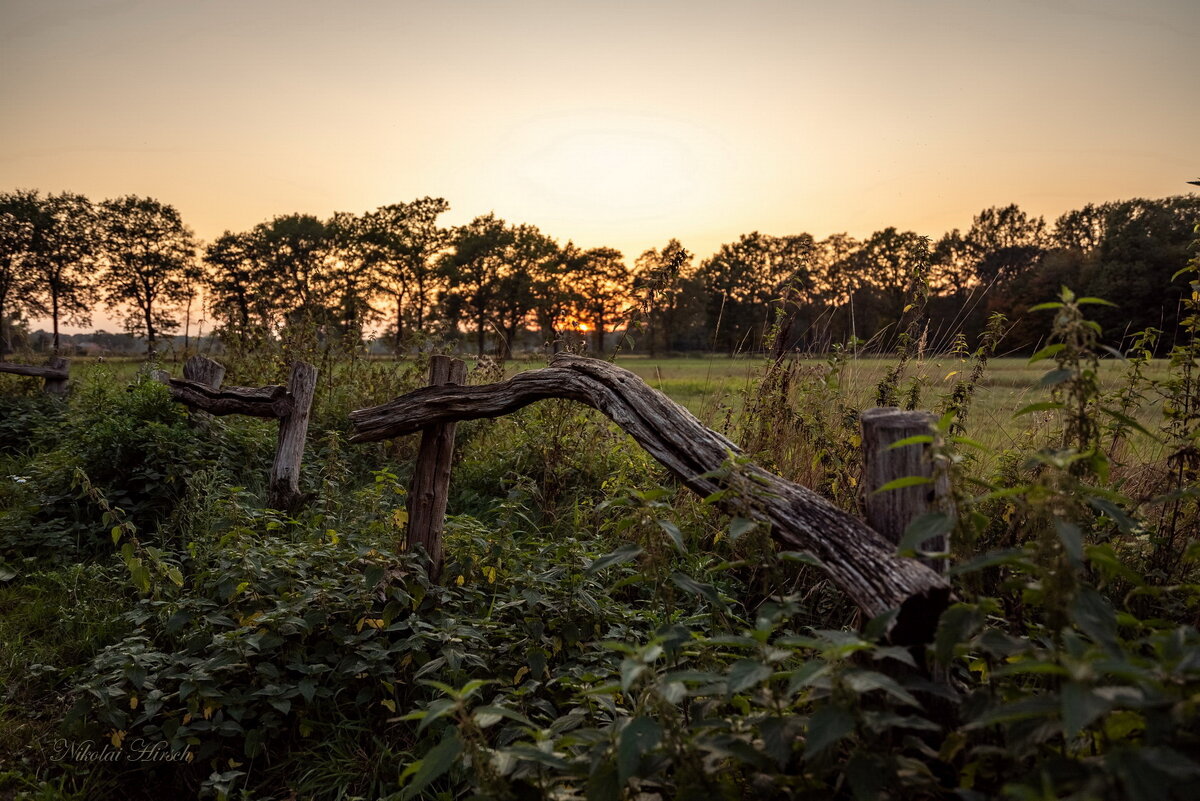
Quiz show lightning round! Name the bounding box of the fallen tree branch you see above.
[350,354,951,644]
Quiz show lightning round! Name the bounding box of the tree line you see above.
[2,188,1197,357]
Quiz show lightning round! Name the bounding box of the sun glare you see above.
[497,111,730,225]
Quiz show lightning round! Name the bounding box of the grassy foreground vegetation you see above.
[1,279,1199,800]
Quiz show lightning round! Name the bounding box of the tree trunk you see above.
[592,312,604,355]
[349,355,952,644]
[51,290,60,355]
[395,295,404,353]
[476,317,486,357]
[145,305,156,358]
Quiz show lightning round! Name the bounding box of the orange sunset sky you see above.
[2,0,1197,333]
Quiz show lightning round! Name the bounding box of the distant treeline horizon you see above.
[2,189,1197,359]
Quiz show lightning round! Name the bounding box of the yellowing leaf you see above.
[392,509,408,528]
[380,699,396,713]
[484,566,497,584]
[129,694,139,710]
[228,758,243,768]
[455,575,465,586]
[203,705,214,720]
[849,433,862,447]
[182,713,193,724]
[944,370,959,381]
[110,730,126,749]
[513,665,530,685]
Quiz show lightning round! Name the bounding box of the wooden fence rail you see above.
[350,353,952,644]
[0,357,69,396]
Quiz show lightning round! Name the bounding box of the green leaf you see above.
[1028,343,1066,363]
[1100,407,1161,442]
[947,548,1027,576]
[726,659,773,695]
[897,513,951,556]
[586,544,642,574]
[364,563,385,587]
[1062,682,1110,737]
[886,434,932,450]
[934,603,983,663]
[473,705,535,730]
[401,730,462,801]
[657,520,686,553]
[1076,296,1117,306]
[778,550,823,567]
[728,516,758,542]
[1038,368,1074,387]
[1014,401,1064,416]
[843,669,921,708]
[1070,587,1117,652]
[669,572,726,610]
[872,475,933,493]
[617,716,662,783]
[804,704,855,758]
[1028,301,1063,311]
[1054,519,1084,564]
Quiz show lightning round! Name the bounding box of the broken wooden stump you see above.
[183,355,226,388]
[404,355,467,580]
[861,407,951,573]
[0,357,70,396]
[349,353,952,644]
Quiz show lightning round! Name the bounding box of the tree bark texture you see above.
[404,355,467,580]
[268,361,317,512]
[154,373,292,418]
[183,355,226,389]
[349,354,952,644]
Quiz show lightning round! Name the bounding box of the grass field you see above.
[5,352,1170,459]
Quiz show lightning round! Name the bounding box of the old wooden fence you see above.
[350,353,952,644]
[2,352,952,643]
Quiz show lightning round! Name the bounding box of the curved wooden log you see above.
[350,354,952,644]
[154,372,292,418]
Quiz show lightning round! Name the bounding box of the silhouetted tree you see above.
[0,190,46,355]
[572,247,629,355]
[25,192,100,354]
[98,195,200,355]
[357,197,451,349]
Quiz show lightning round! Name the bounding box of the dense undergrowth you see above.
[2,259,1200,799]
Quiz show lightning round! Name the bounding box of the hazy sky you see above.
[2,0,1197,332]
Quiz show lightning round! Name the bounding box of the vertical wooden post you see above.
[405,355,467,580]
[268,361,317,512]
[183,355,226,388]
[43,357,69,397]
[860,407,949,572]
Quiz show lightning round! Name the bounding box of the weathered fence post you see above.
[183,355,226,388]
[268,362,317,512]
[43,357,69,397]
[405,354,467,580]
[860,407,949,572]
